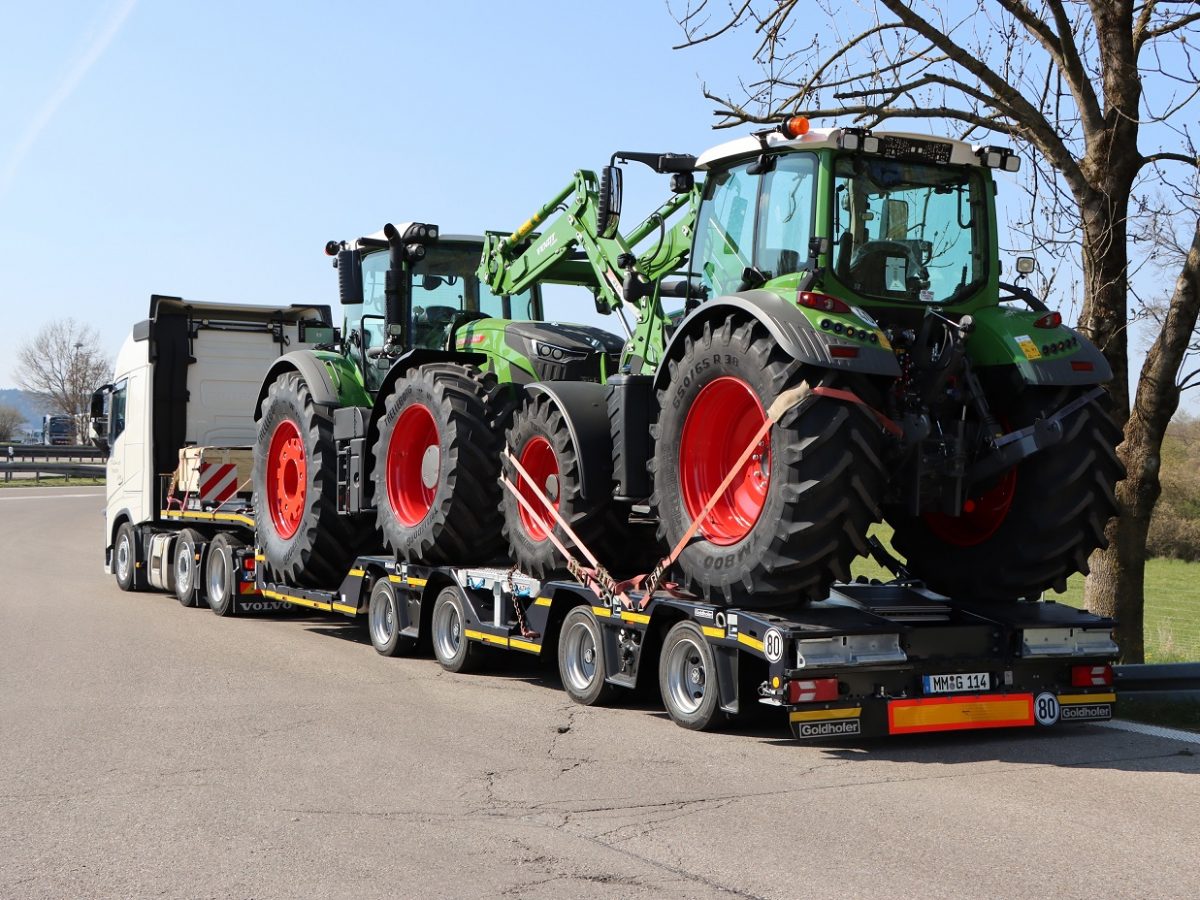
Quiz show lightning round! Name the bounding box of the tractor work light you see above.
[974,145,1022,172]
[839,127,880,153]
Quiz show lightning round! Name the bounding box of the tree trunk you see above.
[1084,216,1200,661]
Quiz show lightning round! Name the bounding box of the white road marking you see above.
[1101,719,1200,745]
[0,492,104,501]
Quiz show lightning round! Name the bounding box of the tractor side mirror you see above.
[598,165,623,240]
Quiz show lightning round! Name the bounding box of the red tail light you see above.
[1070,360,1094,372]
[1071,664,1112,687]
[243,557,256,571]
[829,346,859,358]
[787,678,840,704]
[1034,311,1062,328]
[798,291,851,314]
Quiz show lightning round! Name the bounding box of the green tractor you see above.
[473,119,1121,606]
[251,225,622,585]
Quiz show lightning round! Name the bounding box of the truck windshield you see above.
[830,157,987,304]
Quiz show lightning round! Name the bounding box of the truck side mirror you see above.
[90,385,112,452]
[597,165,623,240]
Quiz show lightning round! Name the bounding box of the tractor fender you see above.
[523,381,612,501]
[967,308,1113,387]
[372,349,488,410]
[255,350,341,420]
[654,291,901,390]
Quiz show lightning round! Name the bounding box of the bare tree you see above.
[15,319,112,443]
[0,404,23,442]
[674,0,1200,660]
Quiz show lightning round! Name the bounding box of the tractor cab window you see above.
[831,156,987,303]
[693,154,817,297]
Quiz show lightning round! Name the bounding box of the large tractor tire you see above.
[888,386,1123,600]
[254,372,365,586]
[372,363,506,564]
[500,392,622,580]
[650,314,885,607]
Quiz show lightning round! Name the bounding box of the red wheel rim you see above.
[266,419,307,540]
[678,376,770,546]
[923,467,1018,547]
[386,404,440,527]
[516,436,560,542]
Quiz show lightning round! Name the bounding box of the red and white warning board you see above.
[176,446,254,505]
[198,462,239,504]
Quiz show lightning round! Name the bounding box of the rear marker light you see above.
[1071,664,1113,687]
[798,291,851,314]
[1071,361,1094,372]
[787,677,840,704]
[830,346,859,358]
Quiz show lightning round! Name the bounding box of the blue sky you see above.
[1,1,1192,412]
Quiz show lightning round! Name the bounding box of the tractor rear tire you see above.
[650,314,885,606]
[372,363,506,565]
[253,372,366,586]
[501,392,622,580]
[888,386,1123,600]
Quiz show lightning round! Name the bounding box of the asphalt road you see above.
[2,488,1198,899]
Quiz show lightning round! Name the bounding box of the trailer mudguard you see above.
[967,305,1113,386]
[524,381,612,501]
[654,291,901,389]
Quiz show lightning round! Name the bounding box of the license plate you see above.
[922,672,990,694]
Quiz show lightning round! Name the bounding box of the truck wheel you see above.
[113,522,144,592]
[557,605,617,705]
[254,372,363,586]
[369,578,416,657]
[889,386,1123,600]
[431,586,479,673]
[205,532,244,617]
[373,364,506,564]
[650,314,884,606]
[659,620,721,730]
[501,392,618,579]
[173,528,204,607]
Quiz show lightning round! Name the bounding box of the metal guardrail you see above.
[2,444,106,461]
[2,461,106,481]
[1113,663,1200,703]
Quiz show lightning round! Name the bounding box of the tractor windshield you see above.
[831,156,987,304]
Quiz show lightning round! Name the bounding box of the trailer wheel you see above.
[659,620,721,730]
[501,392,620,579]
[205,532,243,617]
[373,364,506,564]
[254,372,366,586]
[369,578,415,657]
[431,586,480,673]
[557,606,617,705]
[888,386,1123,600]
[173,528,204,607]
[113,522,144,592]
[650,314,884,606]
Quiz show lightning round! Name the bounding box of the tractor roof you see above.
[695,127,989,170]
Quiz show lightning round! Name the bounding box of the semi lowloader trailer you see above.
[95,295,1120,741]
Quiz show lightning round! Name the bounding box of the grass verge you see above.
[0,476,105,489]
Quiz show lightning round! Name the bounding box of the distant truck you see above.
[41,414,73,446]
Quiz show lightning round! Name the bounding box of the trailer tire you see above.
[173,528,204,607]
[650,314,884,606]
[254,372,365,586]
[369,578,416,657]
[888,386,1123,600]
[558,606,617,706]
[113,522,144,592]
[431,586,480,673]
[205,532,243,617]
[373,364,506,565]
[501,392,620,579]
[659,620,721,731]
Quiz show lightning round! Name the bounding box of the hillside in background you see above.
[0,389,47,433]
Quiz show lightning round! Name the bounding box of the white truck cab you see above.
[94,294,333,576]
